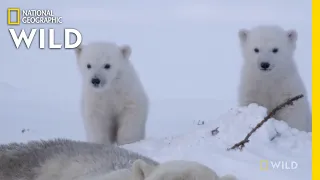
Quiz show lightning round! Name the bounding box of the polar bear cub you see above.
[237,25,311,132]
[88,159,237,180]
[75,41,149,145]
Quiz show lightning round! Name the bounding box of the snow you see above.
[123,104,311,180]
[1,1,311,180]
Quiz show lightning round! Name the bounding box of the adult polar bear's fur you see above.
[0,139,237,180]
[75,41,149,145]
[237,25,311,132]
[0,139,157,180]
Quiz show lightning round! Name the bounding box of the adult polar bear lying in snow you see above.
[0,139,237,180]
[75,41,149,145]
[237,25,311,132]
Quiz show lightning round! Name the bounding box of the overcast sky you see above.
[1,0,311,104]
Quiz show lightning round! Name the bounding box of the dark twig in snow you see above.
[211,127,219,136]
[227,94,304,151]
[270,130,281,141]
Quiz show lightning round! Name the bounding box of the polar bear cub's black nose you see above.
[91,78,101,86]
[260,62,270,70]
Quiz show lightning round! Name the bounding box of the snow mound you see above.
[123,104,311,180]
[216,103,311,154]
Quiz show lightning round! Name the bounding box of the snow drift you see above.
[123,104,311,180]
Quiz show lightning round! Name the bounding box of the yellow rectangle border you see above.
[260,160,269,171]
[312,0,318,179]
[7,8,20,25]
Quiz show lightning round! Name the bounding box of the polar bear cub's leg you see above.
[116,107,147,145]
[84,111,116,145]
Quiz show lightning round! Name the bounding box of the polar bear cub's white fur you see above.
[237,25,311,132]
[75,42,149,145]
[87,159,237,180]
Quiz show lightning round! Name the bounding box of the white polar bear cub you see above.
[88,159,237,180]
[237,25,311,132]
[75,41,149,145]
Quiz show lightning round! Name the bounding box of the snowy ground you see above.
[124,104,311,180]
[0,82,311,180]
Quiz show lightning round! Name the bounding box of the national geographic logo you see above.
[7,8,62,25]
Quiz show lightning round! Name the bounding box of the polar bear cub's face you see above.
[75,42,131,91]
[238,25,297,73]
[131,159,237,180]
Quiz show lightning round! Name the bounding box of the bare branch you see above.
[227,94,304,151]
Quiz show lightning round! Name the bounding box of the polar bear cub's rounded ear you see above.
[286,29,298,43]
[238,29,249,44]
[120,45,132,60]
[132,159,155,180]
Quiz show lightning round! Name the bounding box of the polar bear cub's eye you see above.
[87,64,91,69]
[253,48,259,53]
[104,64,111,69]
[272,48,278,53]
